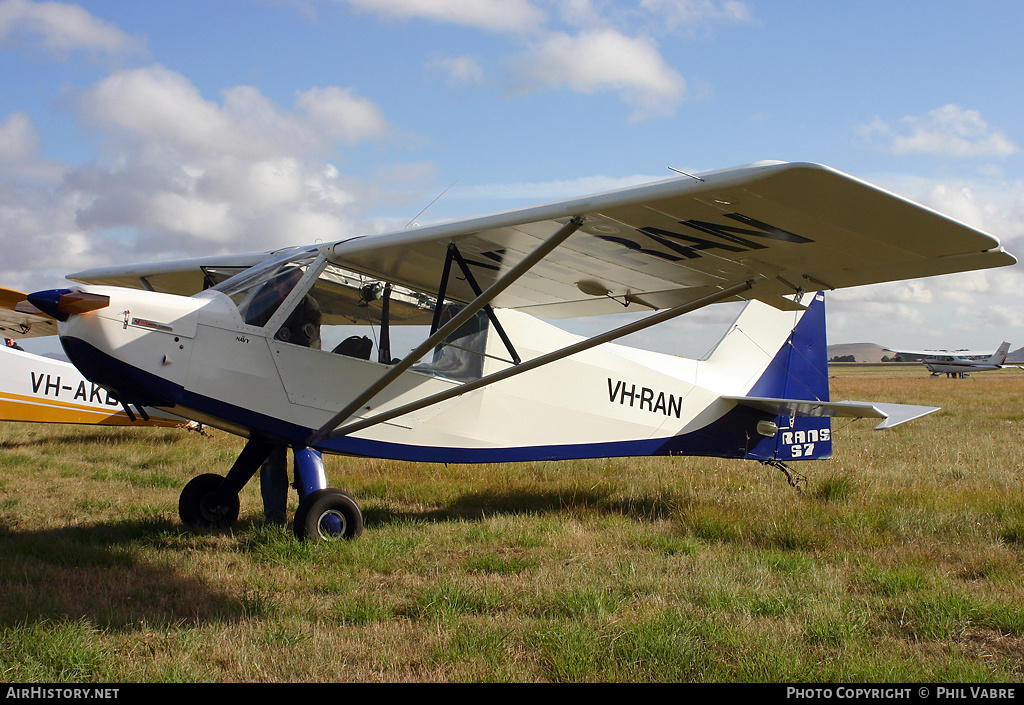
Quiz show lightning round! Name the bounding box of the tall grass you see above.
[1,367,1023,681]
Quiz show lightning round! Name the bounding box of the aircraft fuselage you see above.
[48,277,818,465]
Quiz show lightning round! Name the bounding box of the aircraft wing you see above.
[883,347,944,356]
[884,347,991,357]
[67,249,293,296]
[61,162,1015,319]
[725,396,940,430]
[0,286,58,339]
[321,161,1015,318]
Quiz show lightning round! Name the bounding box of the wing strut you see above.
[320,279,755,442]
[446,243,521,365]
[306,216,585,445]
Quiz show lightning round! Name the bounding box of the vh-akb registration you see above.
[23,161,1016,541]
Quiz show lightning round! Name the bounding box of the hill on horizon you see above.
[826,342,890,362]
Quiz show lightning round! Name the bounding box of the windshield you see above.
[210,247,320,328]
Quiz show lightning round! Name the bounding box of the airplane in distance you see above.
[17,161,1015,541]
[885,342,1017,378]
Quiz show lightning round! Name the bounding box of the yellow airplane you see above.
[2,286,186,427]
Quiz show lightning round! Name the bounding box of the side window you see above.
[304,263,439,364]
[306,264,392,359]
[271,284,322,349]
[414,305,489,381]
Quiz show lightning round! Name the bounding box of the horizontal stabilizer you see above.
[724,396,940,430]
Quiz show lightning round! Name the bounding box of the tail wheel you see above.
[179,473,240,530]
[294,489,363,541]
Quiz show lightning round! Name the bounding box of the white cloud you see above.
[859,105,1018,158]
[0,66,415,291]
[550,0,605,28]
[80,67,251,156]
[426,53,487,88]
[639,0,753,27]
[0,111,66,184]
[553,0,753,32]
[339,0,753,118]
[0,176,111,290]
[337,0,545,33]
[77,66,391,160]
[295,86,390,144]
[0,0,144,56]
[513,29,686,119]
[969,302,1024,330]
[0,111,36,162]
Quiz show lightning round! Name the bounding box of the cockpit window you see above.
[210,247,320,342]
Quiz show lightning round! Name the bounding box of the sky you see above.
[1,0,1022,359]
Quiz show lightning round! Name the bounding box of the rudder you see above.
[744,292,832,461]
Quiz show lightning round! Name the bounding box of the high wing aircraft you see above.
[20,161,1016,541]
[885,342,1017,377]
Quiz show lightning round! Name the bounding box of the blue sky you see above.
[2,0,1022,358]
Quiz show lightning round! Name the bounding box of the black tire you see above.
[178,473,240,530]
[294,489,363,541]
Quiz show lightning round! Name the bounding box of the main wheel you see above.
[294,489,363,541]
[179,473,240,530]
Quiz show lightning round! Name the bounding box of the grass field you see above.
[1,365,1023,682]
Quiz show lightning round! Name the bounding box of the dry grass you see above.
[1,365,1024,682]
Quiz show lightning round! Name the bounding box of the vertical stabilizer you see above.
[743,292,833,461]
[988,341,1011,365]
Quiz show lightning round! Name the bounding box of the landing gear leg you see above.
[178,437,275,530]
[760,458,807,493]
[291,446,363,541]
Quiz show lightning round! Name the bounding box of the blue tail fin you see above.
[744,292,833,461]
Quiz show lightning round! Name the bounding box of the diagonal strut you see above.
[322,279,755,441]
[306,216,585,445]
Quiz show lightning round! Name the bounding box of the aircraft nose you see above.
[27,288,110,322]
[26,288,71,320]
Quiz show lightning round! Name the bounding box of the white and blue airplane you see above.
[17,161,1015,541]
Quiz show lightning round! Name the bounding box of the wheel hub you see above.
[316,509,347,540]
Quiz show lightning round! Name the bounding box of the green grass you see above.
[1,367,1024,681]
